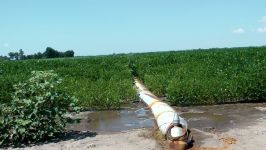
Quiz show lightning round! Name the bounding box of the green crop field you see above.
[0,47,266,109]
[0,55,136,109]
[132,47,266,105]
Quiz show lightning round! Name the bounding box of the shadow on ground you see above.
[1,130,97,149]
[57,130,97,142]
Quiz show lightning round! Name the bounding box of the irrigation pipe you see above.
[134,78,192,149]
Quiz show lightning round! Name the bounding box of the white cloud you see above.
[233,28,245,34]
[259,16,266,22]
[257,27,266,33]
[3,43,9,47]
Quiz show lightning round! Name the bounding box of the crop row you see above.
[131,47,266,105]
[0,55,136,109]
[1,47,265,109]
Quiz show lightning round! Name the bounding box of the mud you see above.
[180,103,266,150]
[66,102,266,149]
[178,103,266,132]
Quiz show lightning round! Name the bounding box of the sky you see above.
[0,0,266,56]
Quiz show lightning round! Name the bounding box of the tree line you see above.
[0,47,75,61]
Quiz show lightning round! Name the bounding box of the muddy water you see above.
[67,103,155,132]
[68,103,266,134]
[67,103,266,149]
[177,103,266,148]
[178,103,266,132]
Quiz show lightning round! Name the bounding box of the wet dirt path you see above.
[67,103,266,149]
[179,103,266,149]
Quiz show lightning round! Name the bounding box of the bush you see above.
[0,70,80,147]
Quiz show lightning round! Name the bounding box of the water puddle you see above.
[67,103,154,132]
[178,103,266,132]
[177,103,266,148]
[68,102,266,135]
[66,102,266,149]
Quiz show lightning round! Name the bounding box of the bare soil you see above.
[7,129,161,150]
[3,118,266,150]
[190,117,266,150]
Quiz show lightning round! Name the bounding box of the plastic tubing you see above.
[135,79,188,140]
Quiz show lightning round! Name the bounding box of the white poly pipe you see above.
[135,79,188,140]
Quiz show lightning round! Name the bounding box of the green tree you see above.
[18,49,25,60]
[64,50,75,57]
[43,47,60,58]
[13,52,19,60]
[8,52,15,60]
[34,52,43,59]
[0,56,9,61]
